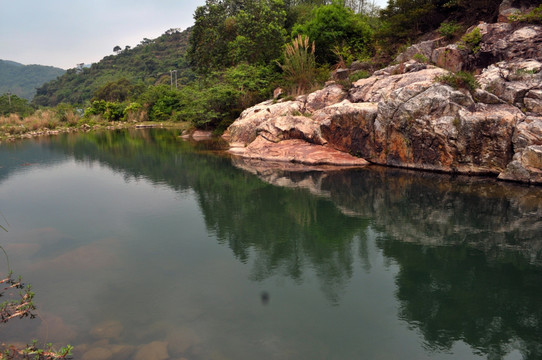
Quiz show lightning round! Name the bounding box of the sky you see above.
[1,0,388,70]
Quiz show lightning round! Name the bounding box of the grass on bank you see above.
[0,109,193,142]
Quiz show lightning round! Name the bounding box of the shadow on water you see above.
[4,128,542,359]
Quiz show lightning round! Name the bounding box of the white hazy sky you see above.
[1,0,388,70]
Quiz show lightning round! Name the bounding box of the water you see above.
[0,129,541,360]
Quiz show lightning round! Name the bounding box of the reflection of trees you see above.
[380,240,542,360]
[48,129,368,303]
[45,129,542,355]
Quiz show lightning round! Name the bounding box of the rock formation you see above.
[223,2,542,184]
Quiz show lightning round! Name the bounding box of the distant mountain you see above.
[34,27,193,107]
[0,60,65,100]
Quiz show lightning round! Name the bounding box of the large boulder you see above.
[395,39,442,63]
[228,136,369,167]
[477,59,542,109]
[467,23,542,69]
[371,83,523,173]
[255,115,326,145]
[301,83,346,113]
[499,116,542,183]
[223,100,303,146]
[348,65,449,103]
[431,45,464,72]
[312,100,378,156]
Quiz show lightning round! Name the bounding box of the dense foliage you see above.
[292,2,374,64]
[0,60,65,101]
[188,0,288,72]
[0,93,34,117]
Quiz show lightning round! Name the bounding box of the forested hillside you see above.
[33,28,193,107]
[7,0,539,134]
[0,60,65,100]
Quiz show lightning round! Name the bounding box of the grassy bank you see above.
[0,109,193,143]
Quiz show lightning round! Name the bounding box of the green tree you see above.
[92,78,142,102]
[188,0,288,72]
[0,93,34,117]
[291,1,373,64]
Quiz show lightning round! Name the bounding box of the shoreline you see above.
[0,121,192,144]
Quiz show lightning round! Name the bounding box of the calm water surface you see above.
[0,129,541,360]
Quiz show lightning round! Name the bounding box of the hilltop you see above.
[0,59,65,100]
[33,27,192,107]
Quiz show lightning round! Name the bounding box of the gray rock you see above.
[395,39,442,63]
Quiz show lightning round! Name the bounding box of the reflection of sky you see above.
[0,141,69,184]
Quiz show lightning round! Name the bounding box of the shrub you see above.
[84,100,127,121]
[53,103,79,125]
[278,35,317,95]
[413,53,429,63]
[292,2,373,65]
[457,27,482,54]
[509,5,542,24]
[349,70,370,82]
[439,21,462,40]
[435,71,479,93]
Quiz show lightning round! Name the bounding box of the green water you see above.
[0,129,541,360]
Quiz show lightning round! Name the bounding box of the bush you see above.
[53,103,79,124]
[413,53,429,63]
[349,70,370,82]
[84,100,127,121]
[457,27,482,54]
[439,21,461,40]
[0,93,34,117]
[509,5,542,24]
[292,2,373,65]
[277,35,317,95]
[435,71,479,93]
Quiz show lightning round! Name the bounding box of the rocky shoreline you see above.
[222,5,542,184]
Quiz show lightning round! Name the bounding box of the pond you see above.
[0,129,541,360]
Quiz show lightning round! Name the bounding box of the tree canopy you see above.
[188,0,288,72]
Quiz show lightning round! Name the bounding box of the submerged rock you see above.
[134,341,169,360]
[90,320,123,340]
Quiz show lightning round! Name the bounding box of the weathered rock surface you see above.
[312,100,378,156]
[477,59,542,108]
[255,115,325,145]
[471,23,542,69]
[499,116,542,183]
[229,136,368,167]
[349,65,448,103]
[431,44,464,72]
[395,39,442,64]
[302,83,346,113]
[223,100,303,146]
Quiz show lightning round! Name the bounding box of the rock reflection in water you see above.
[232,157,542,265]
[231,157,542,359]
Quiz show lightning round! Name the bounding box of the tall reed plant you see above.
[278,35,317,96]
